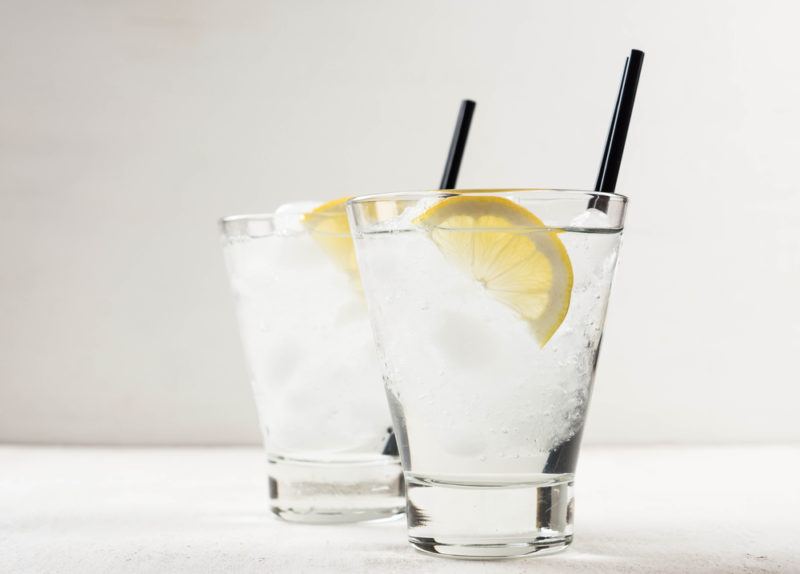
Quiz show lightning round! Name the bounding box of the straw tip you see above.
[631,49,645,59]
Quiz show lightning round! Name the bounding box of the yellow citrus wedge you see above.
[414,196,573,346]
[301,197,359,279]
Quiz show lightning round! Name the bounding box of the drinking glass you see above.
[220,211,404,523]
[347,190,627,557]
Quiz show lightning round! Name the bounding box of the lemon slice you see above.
[301,197,359,279]
[414,196,573,346]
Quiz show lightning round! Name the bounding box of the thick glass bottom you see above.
[406,473,574,559]
[267,455,405,524]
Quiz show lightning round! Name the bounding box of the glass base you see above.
[267,455,405,524]
[406,474,574,559]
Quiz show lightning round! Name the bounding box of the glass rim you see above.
[348,188,628,205]
[218,212,351,238]
[219,208,347,227]
[219,213,274,225]
[348,189,627,233]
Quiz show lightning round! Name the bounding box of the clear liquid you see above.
[223,232,393,460]
[355,227,622,482]
[223,230,404,521]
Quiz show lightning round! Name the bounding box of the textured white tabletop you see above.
[1,445,797,573]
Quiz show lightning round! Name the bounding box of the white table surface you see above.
[1,445,797,573]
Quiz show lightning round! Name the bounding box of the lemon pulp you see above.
[414,195,574,346]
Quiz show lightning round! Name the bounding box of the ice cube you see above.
[369,195,442,233]
[569,207,610,230]
[274,201,322,234]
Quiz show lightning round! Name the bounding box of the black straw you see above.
[440,100,476,189]
[591,49,644,211]
[382,99,477,458]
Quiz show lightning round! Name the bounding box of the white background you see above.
[1,0,798,445]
